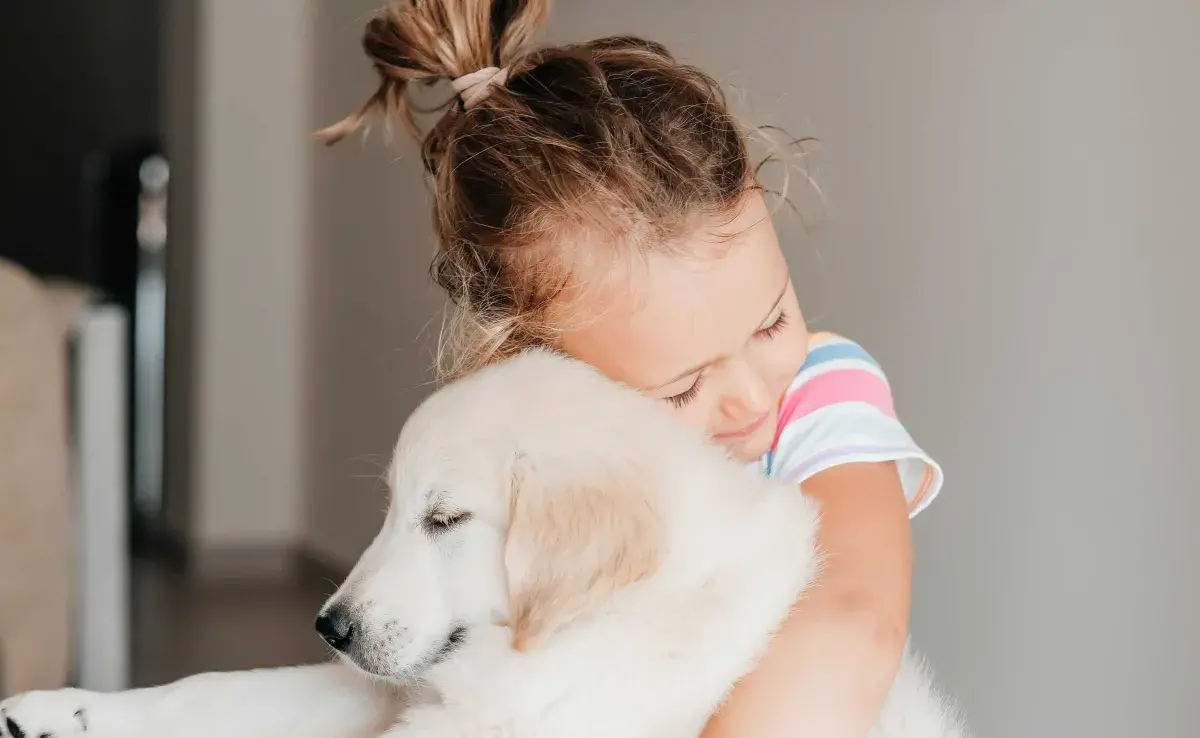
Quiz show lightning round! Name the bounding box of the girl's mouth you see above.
[714,411,770,440]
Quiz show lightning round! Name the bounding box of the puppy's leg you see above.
[0,663,403,738]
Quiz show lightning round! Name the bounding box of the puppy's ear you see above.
[504,458,664,651]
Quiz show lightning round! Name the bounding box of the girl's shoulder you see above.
[767,331,943,517]
[784,332,895,420]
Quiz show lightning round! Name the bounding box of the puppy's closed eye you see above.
[422,507,473,535]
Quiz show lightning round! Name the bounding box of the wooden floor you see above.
[131,556,337,687]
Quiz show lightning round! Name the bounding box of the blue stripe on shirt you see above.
[801,339,881,371]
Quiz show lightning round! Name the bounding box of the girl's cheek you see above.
[664,397,710,432]
[758,335,807,399]
[781,323,810,379]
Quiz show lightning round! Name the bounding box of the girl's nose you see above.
[716,357,772,421]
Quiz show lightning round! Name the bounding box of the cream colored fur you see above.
[0,350,966,737]
[505,460,666,651]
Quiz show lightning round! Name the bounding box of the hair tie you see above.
[451,66,509,109]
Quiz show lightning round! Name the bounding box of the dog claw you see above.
[0,694,90,738]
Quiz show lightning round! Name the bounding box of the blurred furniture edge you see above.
[73,302,131,692]
[0,258,129,696]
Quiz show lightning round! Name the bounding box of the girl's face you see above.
[559,192,809,462]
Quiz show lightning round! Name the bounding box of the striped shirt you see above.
[755,332,942,517]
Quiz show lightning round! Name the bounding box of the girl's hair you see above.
[321,0,753,381]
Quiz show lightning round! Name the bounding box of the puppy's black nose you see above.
[315,605,355,652]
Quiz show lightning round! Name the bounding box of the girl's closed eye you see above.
[756,310,789,340]
[666,373,705,408]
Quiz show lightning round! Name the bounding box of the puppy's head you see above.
[317,351,671,683]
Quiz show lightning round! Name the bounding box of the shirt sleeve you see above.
[766,332,943,517]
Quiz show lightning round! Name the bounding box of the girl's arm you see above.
[702,460,912,738]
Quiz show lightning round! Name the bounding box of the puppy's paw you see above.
[0,690,94,738]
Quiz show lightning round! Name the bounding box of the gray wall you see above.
[162,0,314,556]
[191,0,313,553]
[306,1,1200,735]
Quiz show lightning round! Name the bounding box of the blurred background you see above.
[0,0,1197,736]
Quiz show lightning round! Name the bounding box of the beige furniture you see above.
[0,259,87,695]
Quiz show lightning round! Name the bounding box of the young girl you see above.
[320,1,944,737]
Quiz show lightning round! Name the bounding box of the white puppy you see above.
[0,350,965,738]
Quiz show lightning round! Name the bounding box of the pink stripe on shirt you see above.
[774,368,897,446]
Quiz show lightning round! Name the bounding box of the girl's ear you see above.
[503,458,664,651]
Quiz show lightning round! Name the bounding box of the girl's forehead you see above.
[558,194,789,389]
